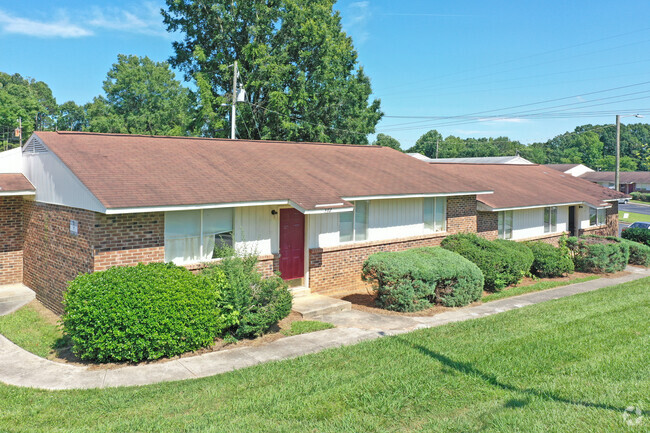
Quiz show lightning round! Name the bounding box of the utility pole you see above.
[231,60,238,140]
[615,114,621,192]
[435,138,439,159]
[19,117,22,147]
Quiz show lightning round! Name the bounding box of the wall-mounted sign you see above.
[70,220,79,236]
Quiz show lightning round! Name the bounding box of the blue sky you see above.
[2,0,650,148]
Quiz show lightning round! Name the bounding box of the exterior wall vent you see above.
[23,137,48,154]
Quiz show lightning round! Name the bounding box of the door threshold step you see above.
[289,286,311,298]
[292,294,351,319]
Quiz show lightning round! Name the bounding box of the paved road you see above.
[620,202,650,216]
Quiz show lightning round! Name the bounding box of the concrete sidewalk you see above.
[1,266,648,390]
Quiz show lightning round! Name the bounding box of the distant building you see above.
[544,163,594,178]
[578,171,650,194]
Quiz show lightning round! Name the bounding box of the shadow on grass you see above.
[397,337,648,416]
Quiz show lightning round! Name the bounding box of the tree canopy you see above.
[372,133,401,151]
[162,0,382,143]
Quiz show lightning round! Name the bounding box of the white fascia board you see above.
[105,200,290,215]
[288,200,353,215]
[0,190,35,197]
[482,201,585,212]
[341,191,493,201]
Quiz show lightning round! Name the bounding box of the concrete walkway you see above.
[0,284,35,316]
[1,266,648,390]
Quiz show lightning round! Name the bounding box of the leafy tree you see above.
[162,0,382,143]
[372,133,401,151]
[593,155,638,171]
[57,101,87,131]
[90,55,192,136]
[407,130,443,158]
[0,72,57,144]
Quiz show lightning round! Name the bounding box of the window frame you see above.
[589,207,606,227]
[498,210,514,239]
[164,208,234,265]
[339,200,369,243]
[544,206,558,233]
[423,197,447,233]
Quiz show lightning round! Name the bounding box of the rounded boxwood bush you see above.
[565,236,629,273]
[621,227,650,246]
[362,247,484,312]
[526,241,574,278]
[441,233,533,292]
[62,263,237,363]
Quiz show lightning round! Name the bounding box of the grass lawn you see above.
[619,210,650,224]
[629,199,650,206]
[0,278,648,432]
[0,301,64,358]
[482,275,599,302]
[281,320,334,336]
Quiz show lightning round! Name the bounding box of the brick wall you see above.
[308,195,478,294]
[93,213,164,271]
[0,196,25,284]
[23,202,96,313]
[477,211,498,240]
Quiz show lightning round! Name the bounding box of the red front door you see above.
[279,208,305,280]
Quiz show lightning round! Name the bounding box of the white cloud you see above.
[88,2,169,38]
[342,1,371,44]
[0,9,92,38]
[0,2,168,39]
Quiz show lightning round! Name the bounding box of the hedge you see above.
[630,191,650,202]
[441,234,534,291]
[621,227,650,246]
[62,263,237,363]
[565,236,629,273]
[620,239,650,267]
[362,247,484,312]
[526,241,574,278]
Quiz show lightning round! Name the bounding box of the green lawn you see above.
[619,210,650,224]
[0,278,648,432]
[629,199,650,206]
[281,320,334,336]
[0,302,64,358]
[482,275,599,302]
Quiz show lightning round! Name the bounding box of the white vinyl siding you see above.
[165,208,233,264]
[233,205,279,256]
[503,206,569,240]
[312,197,448,249]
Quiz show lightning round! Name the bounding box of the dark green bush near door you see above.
[62,263,237,363]
[526,241,574,277]
[362,247,484,311]
[566,236,629,273]
[441,233,533,291]
[202,252,293,339]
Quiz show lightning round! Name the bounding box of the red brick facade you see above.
[0,196,25,285]
[579,202,619,237]
[308,195,478,294]
[477,211,498,240]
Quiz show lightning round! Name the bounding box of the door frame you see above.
[277,206,309,286]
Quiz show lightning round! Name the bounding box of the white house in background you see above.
[425,162,625,241]
[0,147,21,173]
[409,154,533,164]
[545,163,595,177]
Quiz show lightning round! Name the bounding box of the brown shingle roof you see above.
[0,174,35,195]
[34,131,490,211]
[427,163,626,209]
[579,171,650,184]
[544,163,582,172]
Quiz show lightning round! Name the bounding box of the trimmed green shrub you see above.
[630,191,650,202]
[526,241,574,278]
[621,227,650,246]
[441,233,534,291]
[565,236,629,273]
[202,252,293,339]
[62,263,237,363]
[620,239,650,267]
[361,247,484,312]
